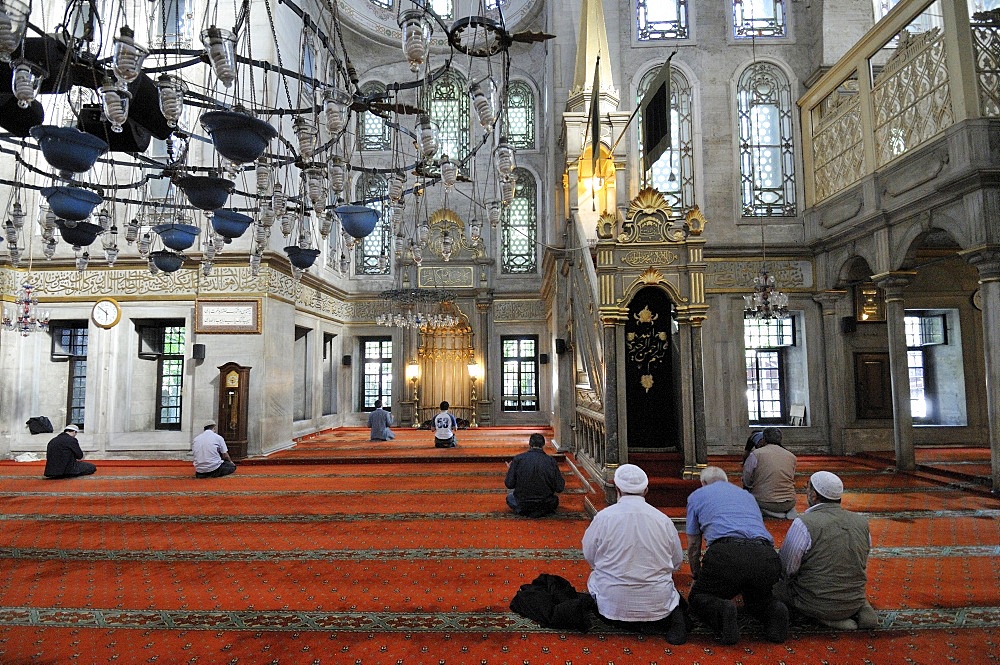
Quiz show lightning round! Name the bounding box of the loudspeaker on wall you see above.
[192,343,206,360]
[555,338,567,355]
[342,355,352,366]
[841,316,857,334]
[539,353,549,365]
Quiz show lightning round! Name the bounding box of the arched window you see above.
[737,62,796,217]
[430,0,453,20]
[425,69,469,168]
[636,0,688,41]
[732,0,786,38]
[355,173,391,275]
[501,168,537,274]
[637,66,695,212]
[358,81,392,151]
[505,80,535,150]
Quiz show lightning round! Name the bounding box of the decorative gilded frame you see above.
[195,299,262,334]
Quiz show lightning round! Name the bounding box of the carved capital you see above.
[959,245,1000,282]
[871,271,917,299]
[812,289,849,315]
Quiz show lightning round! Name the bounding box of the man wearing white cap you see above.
[686,466,788,645]
[582,464,689,644]
[43,424,96,478]
[776,471,878,630]
[191,420,237,478]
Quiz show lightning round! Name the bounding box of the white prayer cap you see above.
[63,424,79,433]
[204,420,217,428]
[614,464,648,494]
[810,471,844,500]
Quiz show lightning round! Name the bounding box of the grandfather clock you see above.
[217,363,251,459]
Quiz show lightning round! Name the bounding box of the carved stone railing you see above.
[801,0,991,205]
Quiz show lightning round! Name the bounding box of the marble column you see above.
[959,246,1000,493]
[690,318,708,468]
[677,318,698,476]
[814,290,849,455]
[873,272,916,471]
[602,315,621,504]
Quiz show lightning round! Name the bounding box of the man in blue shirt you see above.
[505,433,565,517]
[686,466,788,645]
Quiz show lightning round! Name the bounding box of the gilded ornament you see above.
[638,266,664,284]
[627,187,672,219]
[640,374,654,392]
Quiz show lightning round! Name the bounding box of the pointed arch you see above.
[637,65,695,212]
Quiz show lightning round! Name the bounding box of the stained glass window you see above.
[733,0,786,38]
[425,70,470,170]
[506,81,535,150]
[637,66,695,212]
[737,62,797,217]
[355,173,391,275]
[501,168,537,274]
[636,0,688,41]
[359,81,392,151]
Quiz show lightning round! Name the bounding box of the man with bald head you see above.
[582,464,689,644]
[686,466,788,645]
[776,471,878,630]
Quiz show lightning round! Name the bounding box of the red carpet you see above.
[1,427,999,664]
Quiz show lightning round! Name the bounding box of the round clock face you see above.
[972,289,983,311]
[92,299,121,328]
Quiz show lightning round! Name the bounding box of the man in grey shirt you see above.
[367,399,395,441]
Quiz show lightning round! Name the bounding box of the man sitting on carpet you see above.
[505,433,565,517]
[582,464,689,644]
[433,401,458,448]
[686,466,789,645]
[44,424,97,479]
[743,427,798,519]
[192,420,237,479]
[367,399,395,441]
[775,471,879,630]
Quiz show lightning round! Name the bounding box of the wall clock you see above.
[972,288,983,311]
[92,298,122,329]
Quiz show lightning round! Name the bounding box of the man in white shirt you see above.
[192,420,237,478]
[582,464,689,644]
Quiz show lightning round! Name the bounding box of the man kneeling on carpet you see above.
[775,470,879,630]
[44,424,97,479]
[505,433,565,517]
[582,464,690,644]
[686,466,789,645]
[192,420,237,479]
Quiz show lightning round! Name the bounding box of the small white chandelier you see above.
[376,288,460,330]
[744,268,788,320]
[2,283,50,336]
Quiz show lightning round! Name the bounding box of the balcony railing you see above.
[801,0,1000,206]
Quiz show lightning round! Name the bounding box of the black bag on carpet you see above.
[509,573,596,631]
[26,416,54,434]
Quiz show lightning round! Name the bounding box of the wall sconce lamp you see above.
[406,359,420,427]
[468,359,484,428]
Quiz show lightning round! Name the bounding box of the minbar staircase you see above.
[628,452,701,508]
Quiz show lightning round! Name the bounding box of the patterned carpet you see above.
[1,428,998,664]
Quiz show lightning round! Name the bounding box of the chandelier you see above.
[376,288,460,330]
[0,0,550,280]
[2,282,50,335]
[744,268,788,320]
